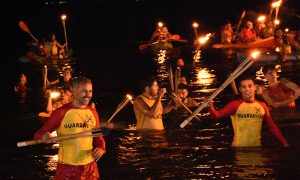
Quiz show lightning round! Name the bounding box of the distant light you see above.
[275,47,280,52]
[284,28,289,32]
[61,14,67,20]
[274,19,280,25]
[157,22,163,27]
[192,22,199,28]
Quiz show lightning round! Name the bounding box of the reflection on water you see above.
[233,148,274,179]
[5,50,300,179]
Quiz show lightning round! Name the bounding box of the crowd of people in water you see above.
[14,59,300,179]
[13,7,300,180]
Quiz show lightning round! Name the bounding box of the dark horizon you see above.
[3,0,300,50]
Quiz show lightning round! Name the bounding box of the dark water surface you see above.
[1,49,300,179]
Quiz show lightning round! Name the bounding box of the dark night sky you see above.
[2,0,300,52]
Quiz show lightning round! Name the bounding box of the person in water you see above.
[39,88,73,118]
[133,75,167,130]
[34,76,106,179]
[257,65,300,108]
[47,68,72,90]
[164,84,198,116]
[206,76,288,147]
[14,73,28,98]
[174,58,194,85]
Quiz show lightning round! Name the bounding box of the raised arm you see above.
[134,88,166,118]
[208,100,239,119]
[261,89,298,108]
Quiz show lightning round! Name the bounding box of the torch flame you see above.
[198,33,212,44]
[126,94,133,100]
[272,0,281,8]
[257,15,266,22]
[61,14,67,20]
[50,91,61,99]
[157,22,163,28]
[192,22,199,28]
[284,28,289,33]
[251,51,260,59]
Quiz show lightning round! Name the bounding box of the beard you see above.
[150,90,158,97]
[78,97,91,106]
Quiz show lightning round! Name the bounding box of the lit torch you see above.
[50,91,61,99]
[157,22,164,28]
[271,0,282,20]
[198,33,212,45]
[61,14,68,52]
[274,19,280,26]
[107,94,133,123]
[192,22,199,38]
[257,15,266,22]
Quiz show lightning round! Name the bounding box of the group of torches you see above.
[18,3,272,147]
[154,1,284,65]
[155,21,212,64]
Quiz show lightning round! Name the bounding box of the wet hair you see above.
[262,65,276,75]
[237,75,255,87]
[274,28,283,38]
[64,68,71,73]
[178,84,189,91]
[62,86,72,93]
[72,76,92,89]
[140,75,157,91]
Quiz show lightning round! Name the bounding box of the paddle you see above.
[174,67,181,93]
[171,92,201,121]
[18,21,38,42]
[180,51,260,128]
[139,39,188,51]
[38,112,50,118]
[280,78,299,91]
[17,128,105,147]
[169,66,175,92]
[235,10,246,34]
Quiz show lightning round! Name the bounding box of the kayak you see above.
[237,52,300,64]
[19,49,74,63]
[18,55,72,63]
[212,37,275,49]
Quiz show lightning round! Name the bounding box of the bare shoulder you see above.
[133,96,143,105]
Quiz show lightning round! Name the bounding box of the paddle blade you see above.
[139,43,150,50]
[19,21,31,34]
[241,10,246,18]
[38,112,50,118]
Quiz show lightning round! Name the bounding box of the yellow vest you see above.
[57,108,96,165]
[134,95,164,130]
[231,102,265,147]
